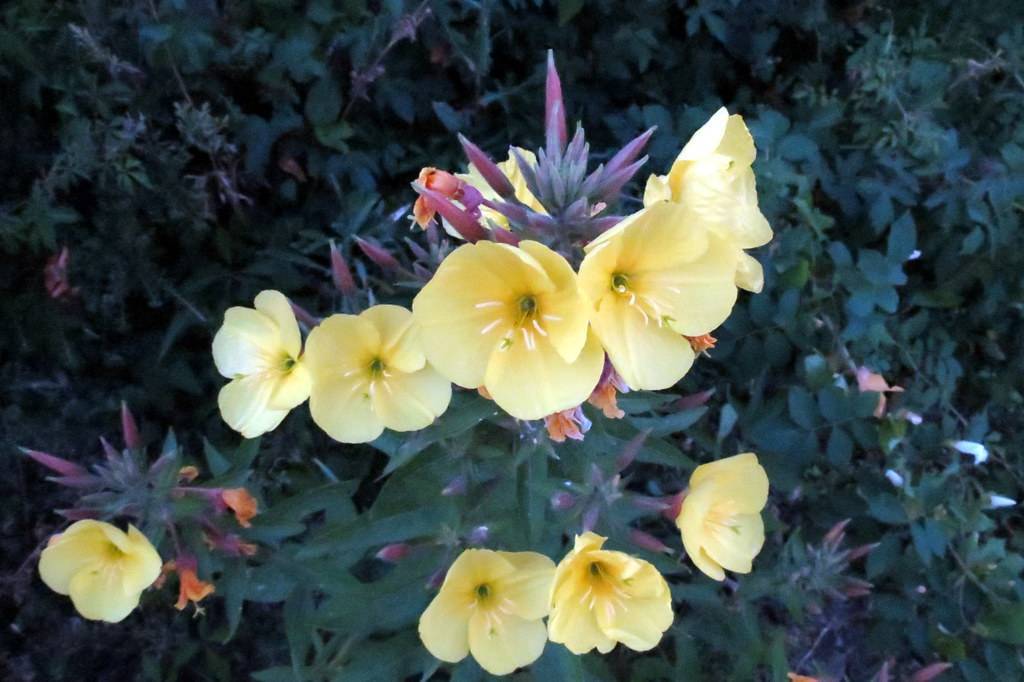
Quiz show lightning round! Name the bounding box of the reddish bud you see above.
[581,503,600,533]
[47,474,102,489]
[329,240,357,295]
[120,402,141,450]
[458,134,516,198]
[290,301,320,329]
[910,663,953,682]
[544,50,567,150]
[550,491,576,511]
[412,184,488,242]
[823,518,851,547]
[615,430,648,472]
[847,542,880,561]
[603,127,656,179]
[441,475,467,497]
[662,490,687,521]
[675,389,715,410]
[355,237,401,271]
[629,529,672,555]
[20,448,88,478]
[426,565,447,590]
[99,436,119,462]
[630,494,671,513]
[467,525,490,545]
[376,543,412,562]
[57,508,98,521]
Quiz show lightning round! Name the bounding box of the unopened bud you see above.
[376,543,412,562]
[441,475,467,496]
[467,525,490,545]
[823,518,850,546]
[47,474,102,489]
[329,240,357,295]
[99,436,119,461]
[615,431,648,472]
[355,237,400,271]
[581,503,600,533]
[290,301,320,329]
[662,490,686,521]
[847,542,879,561]
[57,508,99,521]
[19,447,88,478]
[629,529,672,555]
[630,494,671,513]
[121,401,141,450]
[426,565,447,590]
[550,491,576,511]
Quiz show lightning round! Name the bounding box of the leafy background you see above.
[2,0,1023,680]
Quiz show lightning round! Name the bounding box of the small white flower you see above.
[884,469,905,487]
[908,249,922,261]
[987,494,1016,509]
[901,410,923,425]
[951,440,989,465]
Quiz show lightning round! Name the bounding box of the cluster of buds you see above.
[790,519,876,606]
[24,403,262,619]
[412,51,653,246]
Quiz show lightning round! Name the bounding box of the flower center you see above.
[473,295,562,353]
[609,272,677,328]
[369,357,386,377]
[611,273,631,293]
[475,583,491,601]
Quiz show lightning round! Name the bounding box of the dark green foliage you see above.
[2,1,1023,680]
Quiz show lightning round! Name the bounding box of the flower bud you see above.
[376,543,412,562]
[355,237,400,271]
[467,525,490,545]
[950,440,989,465]
[544,50,567,150]
[329,239,357,295]
[121,401,141,450]
[19,447,88,478]
[629,529,672,555]
[550,491,576,511]
[441,475,467,497]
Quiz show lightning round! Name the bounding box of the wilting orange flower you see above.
[685,334,717,354]
[413,167,464,227]
[170,556,215,611]
[856,367,904,418]
[588,362,629,419]
[545,406,592,443]
[221,488,258,528]
[203,532,258,557]
[178,465,200,482]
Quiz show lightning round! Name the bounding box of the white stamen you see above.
[480,319,502,335]
[532,319,548,336]
[475,300,502,308]
[542,314,562,322]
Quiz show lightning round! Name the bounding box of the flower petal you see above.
[690,452,769,513]
[254,290,302,359]
[735,251,765,293]
[304,314,381,376]
[268,362,312,411]
[702,512,764,574]
[68,566,141,623]
[468,611,547,676]
[497,551,556,620]
[519,240,591,364]
[218,375,289,438]
[419,587,472,664]
[675,107,730,162]
[595,589,672,652]
[363,304,425,373]
[38,522,109,594]
[212,306,280,378]
[372,365,452,432]
[484,329,604,420]
[548,587,617,654]
[309,375,383,443]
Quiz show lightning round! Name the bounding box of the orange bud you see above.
[685,334,717,353]
[173,557,215,611]
[178,465,200,483]
[221,488,258,528]
[544,406,591,443]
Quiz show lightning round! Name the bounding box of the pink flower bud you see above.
[57,508,99,521]
[675,389,715,410]
[376,543,412,562]
[289,301,320,329]
[19,447,88,478]
[441,475,467,496]
[630,495,670,512]
[329,240,357,295]
[458,134,516,198]
[629,529,672,555]
[47,474,102,489]
[603,127,655,179]
[550,491,576,511]
[581,503,600,533]
[615,430,648,472]
[355,237,401,271]
[467,525,489,545]
[545,50,567,149]
[99,436,119,461]
[412,184,488,242]
[426,565,447,590]
[121,401,141,450]
[661,490,686,521]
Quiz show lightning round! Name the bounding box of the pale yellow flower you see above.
[212,290,311,438]
[676,452,769,581]
[305,304,451,443]
[578,202,738,391]
[455,147,546,234]
[419,549,555,676]
[413,240,604,420]
[548,532,673,654]
[38,520,162,623]
[644,107,772,293]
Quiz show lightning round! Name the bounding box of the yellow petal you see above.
[496,551,556,620]
[304,314,380,376]
[677,483,726,581]
[362,304,426,373]
[548,587,617,655]
[212,306,280,378]
[483,329,604,420]
[519,241,589,364]
[218,375,289,438]
[419,587,472,664]
[309,374,383,443]
[590,296,695,391]
[68,566,142,623]
[38,521,110,594]
[736,251,765,293]
[675,107,731,163]
[690,452,769,513]
[468,611,547,675]
[443,548,516,590]
[719,113,757,167]
[254,290,302,359]
[702,512,764,574]
[595,591,673,652]
[642,173,672,206]
[372,365,452,432]
[268,362,312,411]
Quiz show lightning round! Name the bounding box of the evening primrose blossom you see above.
[676,453,769,581]
[304,304,451,443]
[413,240,604,420]
[38,520,162,623]
[644,107,772,293]
[578,201,738,391]
[418,549,555,675]
[548,532,673,654]
[212,290,311,438]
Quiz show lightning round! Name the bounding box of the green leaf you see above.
[558,0,585,25]
[976,602,1024,645]
[304,76,342,126]
[630,407,707,436]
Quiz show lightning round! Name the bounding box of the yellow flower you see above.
[548,532,673,654]
[644,107,772,293]
[458,147,546,230]
[418,549,555,676]
[212,290,311,438]
[38,520,162,623]
[304,304,451,443]
[578,202,738,391]
[676,452,769,581]
[413,240,604,420]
